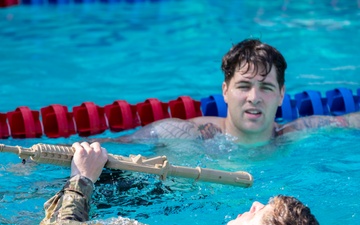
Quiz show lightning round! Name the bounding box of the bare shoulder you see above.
[189,116,224,139]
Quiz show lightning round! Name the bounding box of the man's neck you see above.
[224,121,275,145]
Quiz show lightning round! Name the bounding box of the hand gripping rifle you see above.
[0,143,253,187]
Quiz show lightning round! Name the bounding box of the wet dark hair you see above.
[221,38,287,89]
[263,195,319,225]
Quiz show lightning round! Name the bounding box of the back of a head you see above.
[221,38,287,88]
[263,195,319,225]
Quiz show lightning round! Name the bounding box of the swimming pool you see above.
[1,0,360,224]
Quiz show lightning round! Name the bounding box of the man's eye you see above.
[262,86,273,91]
[238,86,250,89]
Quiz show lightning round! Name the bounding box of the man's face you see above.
[227,201,273,225]
[222,63,285,140]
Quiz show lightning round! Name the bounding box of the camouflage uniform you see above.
[40,175,94,225]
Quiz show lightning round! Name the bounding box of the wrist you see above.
[63,174,95,198]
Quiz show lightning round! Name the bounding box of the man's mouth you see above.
[245,109,262,115]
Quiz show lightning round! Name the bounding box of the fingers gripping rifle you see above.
[0,143,253,188]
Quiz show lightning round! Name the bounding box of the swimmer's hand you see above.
[71,142,108,183]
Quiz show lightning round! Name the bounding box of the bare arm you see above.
[276,111,360,135]
[94,118,223,143]
[344,111,360,128]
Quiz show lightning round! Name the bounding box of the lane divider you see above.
[136,98,169,126]
[104,100,139,132]
[0,87,359,139]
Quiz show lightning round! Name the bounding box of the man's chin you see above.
[242,124,265,134]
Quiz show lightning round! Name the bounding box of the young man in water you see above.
[41,142,319,225]
[227,195,319,225]
[105,38,360,145]
[39,39,341,224]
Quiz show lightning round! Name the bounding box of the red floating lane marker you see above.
[73,102,108,137]
[0,0,19,8]
[19,107,36,138]
[104,100,140,132]
[136,98,169,126]
[53,104,68,137]
[84,102,100,134]
[147,98,165,121]
[169,96,202,119]
[0,113,10,139]
[7,106,42,138]
[41,104,76,138]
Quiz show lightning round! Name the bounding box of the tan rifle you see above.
[0,143,253,187]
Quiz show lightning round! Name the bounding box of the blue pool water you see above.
[1,1,360,224]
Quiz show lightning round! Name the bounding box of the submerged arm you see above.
[277,111,360,135]
[344,111,360,128]
[94,118,222,143]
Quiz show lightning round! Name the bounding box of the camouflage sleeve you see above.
[40,175,94,225]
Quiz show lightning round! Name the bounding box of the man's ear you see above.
[222,81,228,103]
[279,85,286,106]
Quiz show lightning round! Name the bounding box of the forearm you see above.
[343,111,360,129]
[277,113,359,135]
[118,118,203,141]
[40,175,94,225]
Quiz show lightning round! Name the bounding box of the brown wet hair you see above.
[262,195,319,225]
[221,38,287,89]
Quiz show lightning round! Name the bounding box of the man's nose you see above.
[249,201,265,213]
[247,87,262,104]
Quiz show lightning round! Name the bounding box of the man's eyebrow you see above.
[234,80,251,85]
[260,81,277,88]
